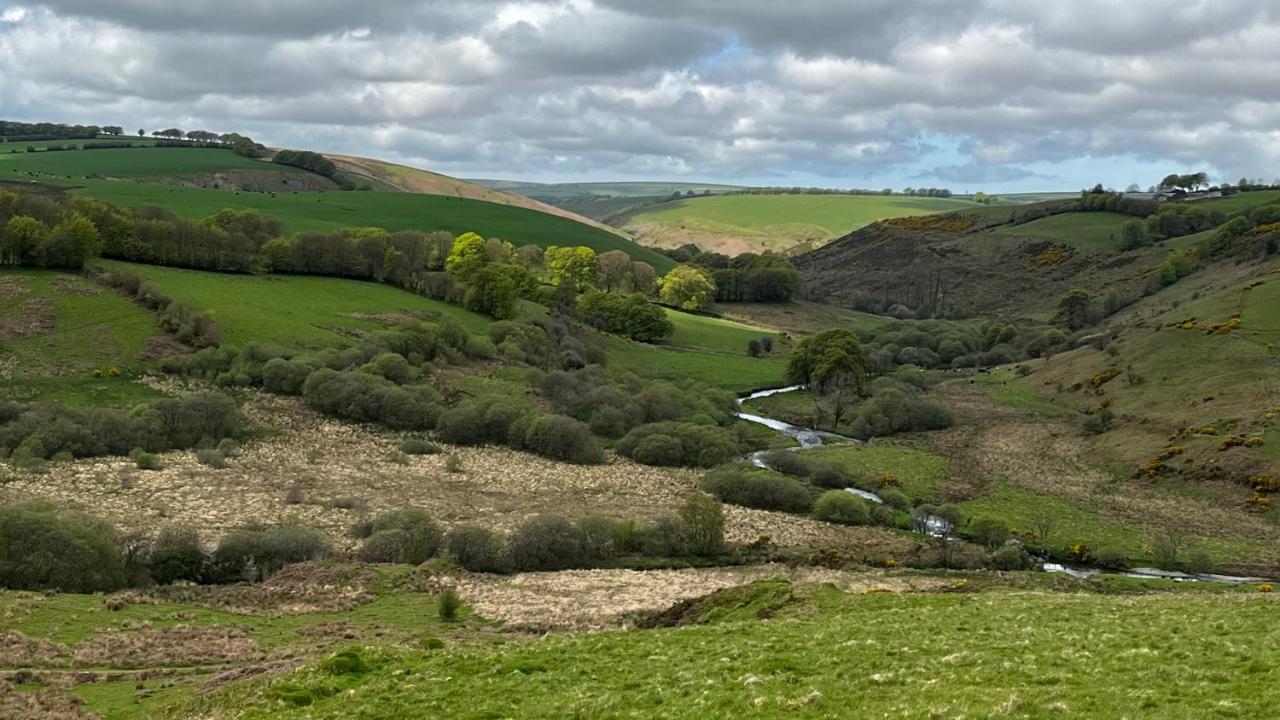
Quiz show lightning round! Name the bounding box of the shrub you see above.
[400,438,441,455]
[678,494,725,556]
[968,517,1011,548]
[616,422,740,468]
[637,515,689,557]
[437,587,463,621]
[358,509,443,565]
[195,448,226,468]
[149,527,207,584]
[812,491,870,525]
[761,449,810,477]
[517,414,603,464]
[0,505,126,593]
[134,451,163,470]
[209,525,330,582]
[1082,408,1114,435]
[588,406,633,437]
[320,649,366,675]
[302,369,442,430]
[445,453,463,473]
[990,543,1034,571]
[435,398,530,446]
[807,460,851,489]
[507,515,586,571]
[261,358,314,395]
[446,525,509,573]
[1093,546,1128,570]
[879,488,911,510]
[702,465,817,514]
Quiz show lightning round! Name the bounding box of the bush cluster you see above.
[616,422,741,468]
[359,498,727,574]
[0,392,240,461]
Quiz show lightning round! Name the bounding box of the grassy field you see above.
[96,260,498,347]
[716,300,890,338]
[991,211,1132,251]
[0,564,466,720]
[164,581,1280,719]
[806,445,949,501]
[0,146,306,179]
[610,338,787,392]
[470,180,743,201]
[623,194,978,254]
[92,260,786,391]
[0,269,163,406]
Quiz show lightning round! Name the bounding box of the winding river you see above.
[734,386,1276,585]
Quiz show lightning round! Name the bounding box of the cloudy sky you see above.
[2,1,1279,191]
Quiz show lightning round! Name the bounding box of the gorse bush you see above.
[0,504,126,593]
[357,509,444,565]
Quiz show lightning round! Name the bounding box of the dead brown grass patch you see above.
[450,565,955,630]
[0,298,55,340]
[0,632,71,667]
[0,679,98,720]
[4,395,876,556]
[72,625,262,668]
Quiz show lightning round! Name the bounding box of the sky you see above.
[2,0,1280,192]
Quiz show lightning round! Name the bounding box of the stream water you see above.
[734,386,1274,584]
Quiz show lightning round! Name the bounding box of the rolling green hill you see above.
[620,193,980,255]
[469,180,743,201]
[62,179,675,271]
[1,146,672,269]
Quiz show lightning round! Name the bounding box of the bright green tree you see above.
[658,264,716,310]
[545,245,598,290]
[445,232,488,282]
[1,215,44,266]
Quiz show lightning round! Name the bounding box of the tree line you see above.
[0,187,698,342]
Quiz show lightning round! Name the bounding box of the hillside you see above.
[794,191,1280,318]
[619,193,979,255]
[468,179,743,201]
[323,155,627,237]
[1,146,673,270]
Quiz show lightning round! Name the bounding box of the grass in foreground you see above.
[167,581,1280,719]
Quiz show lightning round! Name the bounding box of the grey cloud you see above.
[5,0,1280,186]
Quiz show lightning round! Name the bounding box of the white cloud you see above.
[3,0,1280,187]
